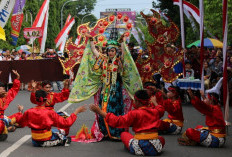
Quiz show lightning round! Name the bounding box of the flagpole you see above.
[179,0,185,48]
[222,0,230,126]
[199,0,204,91]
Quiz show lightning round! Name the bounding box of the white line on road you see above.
[1,103,73,157]
[58,103,73,112]
[0,135,31,157]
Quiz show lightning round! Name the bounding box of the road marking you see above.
[0,135,31,157]
[58,103,73,112]
[1,103,72,157]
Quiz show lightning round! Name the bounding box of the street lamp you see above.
[61,0,78,29]
[90,21,97,27]
[81,13,92,24]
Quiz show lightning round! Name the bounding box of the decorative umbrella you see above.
[187,38,223,48]
[16,45,31,51]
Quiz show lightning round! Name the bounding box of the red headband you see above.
[134,95,150,105]
[168,87,178,95]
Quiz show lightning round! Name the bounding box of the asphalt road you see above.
[1,90,232,157]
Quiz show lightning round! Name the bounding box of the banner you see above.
[23,27,43,39]
[0,0,16,28]
[11,0,26,45]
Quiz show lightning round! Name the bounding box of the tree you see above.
[204,0,232,44]
[0,0,97,50]
[157,0,232,45]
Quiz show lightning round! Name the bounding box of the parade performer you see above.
[156,86,184,135]
[90,90,165,156]
[144,81,164,107]
[30,80,71,135]
[178,89,226,147]
[18,90,86,147]
[0,70,21,141]
[68,32,143,141]
[30,80,70,110]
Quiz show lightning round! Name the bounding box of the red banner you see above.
[11,13,24,45]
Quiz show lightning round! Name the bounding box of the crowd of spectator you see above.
[0,48,63,61]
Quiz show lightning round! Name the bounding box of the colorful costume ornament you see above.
[59,16,115,75]
[68,28,143,141]
[136,9,183,83]
[178,90,226,147]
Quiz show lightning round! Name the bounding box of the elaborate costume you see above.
[69,39,143,140]
[179,96,226,147]
[105,104,165,156]
[136,10,183,83]
[18,105,76,147]
[0,79,20,141]
[30,89,70,110]
[158,87,184,134]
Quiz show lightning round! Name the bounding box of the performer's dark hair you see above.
[41,80,52,87]
[0,82,5,87]
[144,82,160,89]
[135,90,150,100]
[209,92,220,105]
[35,90,47,102]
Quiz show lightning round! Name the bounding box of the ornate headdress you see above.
[136,9,183,83]
[60,13,132,75]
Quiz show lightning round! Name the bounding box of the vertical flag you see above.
[0,0,16,28]
[55,17,75,52]
[222,0,229,124]
[199,0,204,91]
[59,14,72,52]
[30,0,50,53]
[173,0,216,39]
[11,0,26,46]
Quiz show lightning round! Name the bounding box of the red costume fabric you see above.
[105,105,165,155]
[105,105,165,133]
[8,112,23,124]
[158,98,184,134]
[190,96,225,131]
[30,88,70,110]
[19,106,77,141]
[0,79,20,134]
[162,98,184,122]
[155,91,163,106]
[185,96,226,144]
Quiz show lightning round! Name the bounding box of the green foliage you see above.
[204,0,232,44]
[0,0,97,50]
[157,0,232,46]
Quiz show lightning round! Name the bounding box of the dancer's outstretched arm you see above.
[85,33,99,58]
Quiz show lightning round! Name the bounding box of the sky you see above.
[92,0,158,18]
